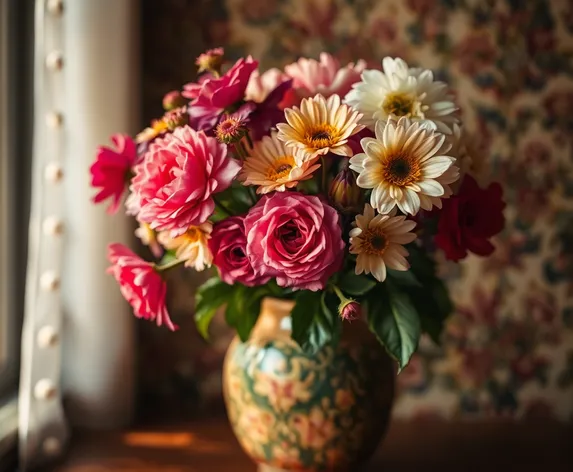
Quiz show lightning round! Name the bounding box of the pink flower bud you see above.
[339,300,361,321]
[162,90,187,111]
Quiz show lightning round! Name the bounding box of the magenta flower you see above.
[107,243,177,331]
[244,192,345,291]
[127,126,241,237]
[186,56,258,130]
[210,216,271,287]
[241,79,293,141]
[90,134,136,214]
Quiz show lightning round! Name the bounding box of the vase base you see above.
[258,465,359,472]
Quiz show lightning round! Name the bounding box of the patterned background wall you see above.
[139,0,573,421]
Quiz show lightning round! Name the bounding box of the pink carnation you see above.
[245,192,345,291]
[127,126,240,237]
[209,216,271,287]
[185,56,258,130]
[107,243,177,331]
[90,134,136,214]
[284,53,365,104]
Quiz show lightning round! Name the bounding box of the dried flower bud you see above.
[163,106,189,131]
[329,164,363,212]
[215,114,248,144]
[339,300,361,321]
[195,47,225,75]
[162,90,186,111]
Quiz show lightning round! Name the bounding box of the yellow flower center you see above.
[361,228,389,256]
[381,153,421,187]
[382,92,417,117]
[183,226,203,243]
[266,156,295,181]
[304,124,339,150]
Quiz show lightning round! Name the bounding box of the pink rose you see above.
[127,126,240,237]
[284,53,365,105]
[186,56,258,130]
[90,134,136,214]
[209,216,271,287]
[107,243,177,331]
[245,192,345,291]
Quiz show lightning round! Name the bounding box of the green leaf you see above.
[338,272,377,296]
[194,277,237,339]
[432,278,454,319]
[387,268,422,288]
[291,290,340,354]
[367,282,421,371]
[402,245,454,344]
[214,182,253,217]
[225,285,268,342]
[158,250,178,265]
[406,244,436,282]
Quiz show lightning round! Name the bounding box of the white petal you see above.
[371,259,387,282]
[398,189,420,215]
[416,179,444,197]
[383,248,410,271]
[422,156,453,178]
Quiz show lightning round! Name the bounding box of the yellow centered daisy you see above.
[157,223,213,271]
[345,57,459,133]
[240,132,321,194]
[349,204,417,283]
[382,92,417,117]
[277,94,364,157]
[360,228,389,255]
[349,116,458,216]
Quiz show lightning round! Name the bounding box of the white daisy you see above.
[157,223,213,271]
[349,117,458,216]
[239,132,321,194]
[349,204,417,283]
[344,57,459,133]
[276,94,364,157]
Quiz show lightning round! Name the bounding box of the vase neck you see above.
[250,297,294,342]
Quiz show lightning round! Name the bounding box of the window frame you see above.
[0,0,33,403]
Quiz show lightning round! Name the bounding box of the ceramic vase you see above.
[223,297,395,472]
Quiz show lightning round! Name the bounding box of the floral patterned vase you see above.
[223,297,395,472]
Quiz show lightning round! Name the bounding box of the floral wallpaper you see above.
[140,0,573,421]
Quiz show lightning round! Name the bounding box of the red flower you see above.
[209,216,271,287]
[434,175,505,261]
[90,134,136,214]
[107,244,177,331]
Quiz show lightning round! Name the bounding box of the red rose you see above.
[434,175,505,261]
[209,216,271,287]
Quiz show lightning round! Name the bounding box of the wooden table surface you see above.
[53,418,573,472]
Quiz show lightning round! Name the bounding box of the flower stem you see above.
[331,284,347,303]
[321,156,327,192]
[154,258,185,272]
[245,132,254,149]
[247,185,258,205]
[234,140,249,160]
[213,195,233,216]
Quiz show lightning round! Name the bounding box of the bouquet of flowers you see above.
[92,49,505,369]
